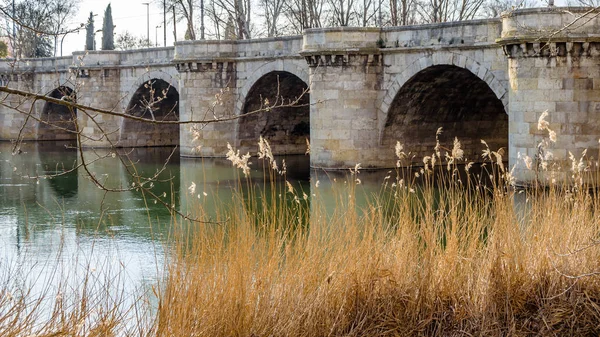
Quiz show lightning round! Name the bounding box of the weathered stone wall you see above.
[2,9,600,185]
[302,23,509,169]
[174,37,308,157]
[302,28,383,168]
[0,57,73,141]
[0,49,178,147]
[498,7,600,184]
[379,20,509,164]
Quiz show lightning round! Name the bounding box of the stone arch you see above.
[380,61,508,165]
[379,54,508,139]
[237,66,310,155]
[235,60,309,117]
[38,86,77,141]
[119,78,180,147]
[122,70,179,112]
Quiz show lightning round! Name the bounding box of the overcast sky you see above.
[61,1,182,55]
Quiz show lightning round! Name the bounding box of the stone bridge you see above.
[1,7,599,184]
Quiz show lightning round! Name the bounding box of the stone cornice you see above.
[500,41,600,58]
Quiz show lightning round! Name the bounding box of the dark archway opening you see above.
[239,71,310,155]
[120,79,179,147]
[383,65,508,165]
[38,86,77,141]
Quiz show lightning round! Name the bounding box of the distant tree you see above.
[115,31,152,50]
[162,0,197,40]
[483,0,536,18]
[45,0,79,56]
[0,41,7,58]
[85,11,95,50]
[282,0,325,34]
[137,37,152,48]
[115,31,138,50]
[102,4,114,50]
[259,0,285,36]
[4,0,60,58]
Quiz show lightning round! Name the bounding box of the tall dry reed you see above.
[157,127,600,336]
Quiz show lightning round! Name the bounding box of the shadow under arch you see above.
[382,64,508,165]
[119,78,179,147]
[238,71,310,155]
[38,86,77,141]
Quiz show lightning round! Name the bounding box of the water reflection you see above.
[38,141,79,199]
[1,140,534,327]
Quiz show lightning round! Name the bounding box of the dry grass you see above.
[155,138,600,336]
[3,130,600,336]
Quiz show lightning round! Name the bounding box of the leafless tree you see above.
[329,0,356,26]
[1,0,81,58]
[48,0,80,56]
[390,0,418,25]
[282,0,326,33]
[416,0,486,23]
[162,0,197,40]
[211,0,251,39]
[483,0,536,18]
[259,0,286,36]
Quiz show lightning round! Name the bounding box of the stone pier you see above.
[0,7,599,184]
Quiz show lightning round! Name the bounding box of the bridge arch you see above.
[119,78,180,147]
[235,60,309,117]
[38,86,77,141]
[380,56,508,164]
[236,61,310,155]
[122,70,180,112]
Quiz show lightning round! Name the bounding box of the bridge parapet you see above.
[174,36,303,63]
[118,47,174,66]
[72,51,120,67]
[0,56,72,74]
[500,7,600,42]
[382,19,501,49]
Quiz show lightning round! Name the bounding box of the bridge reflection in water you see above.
[0,142,312,300]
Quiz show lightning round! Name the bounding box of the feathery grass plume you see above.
[305,138,311,155]
[188,181,196,195]
[538,110,550,131]
[435,127,443,158]
[451,137,464,160]
[395,141,406,167]
[225,143,251,177]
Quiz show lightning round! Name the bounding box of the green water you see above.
[0,141,316,317]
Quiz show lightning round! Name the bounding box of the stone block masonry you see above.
[0,8,599,185]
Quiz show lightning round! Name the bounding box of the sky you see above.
[60,0,184,56]
[59,0,572,56]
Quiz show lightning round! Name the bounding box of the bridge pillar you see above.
[74,51,123,148]
[174,44,237,157]
[499,8,600,185]
[302,28,383,169]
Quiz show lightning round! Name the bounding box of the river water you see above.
[1,140,528,328]
[0,141,322,317]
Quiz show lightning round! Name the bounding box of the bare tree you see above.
[1,0,80,57]
[356,0,379,26]
[204,0,226,39]
[390,0,418,25]
[162,0,197,40]
[416,0,485,23]
[212,0,251,39]
[48,0,80,56]
[259,0,285,36]
[283,0,326,33]
[483,0,536,18]
[329,0,356,26]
